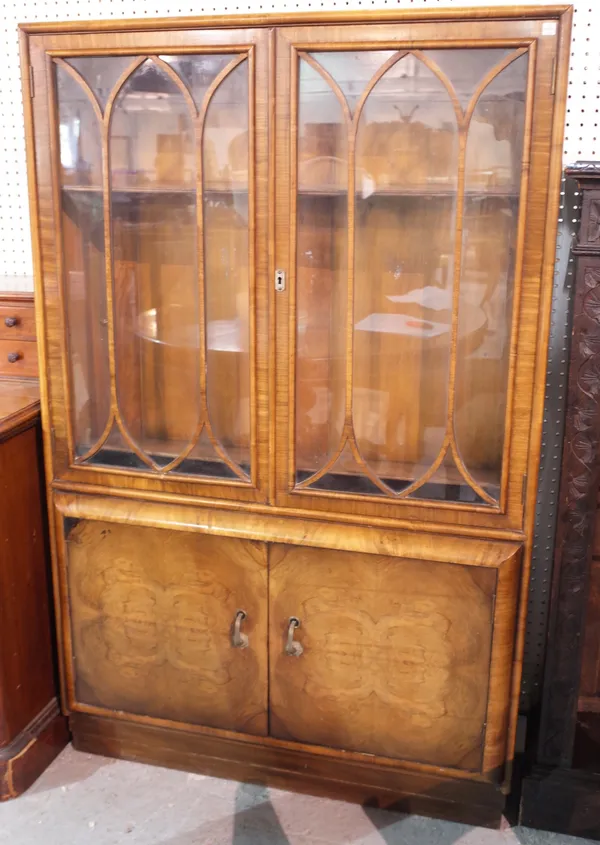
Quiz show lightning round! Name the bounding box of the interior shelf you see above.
[297,184,520,198]
[62,183,249,196]
[62,184,518,199]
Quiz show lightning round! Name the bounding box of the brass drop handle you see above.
[285,616,303,657]
[7,352,21,364]
[232,610,248,649]
[4,316,18,328]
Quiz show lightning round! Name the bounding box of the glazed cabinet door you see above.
[274,14,566,530]
[269,542,520,778]
[60,518,268,735]
[29,27,269,502]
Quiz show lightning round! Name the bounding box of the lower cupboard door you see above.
[269,543,520,776]
[64,520,268,735]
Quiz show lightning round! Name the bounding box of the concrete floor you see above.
[0,746,594,845]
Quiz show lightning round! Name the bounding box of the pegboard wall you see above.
[0,0,597,279]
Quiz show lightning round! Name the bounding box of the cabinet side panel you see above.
[482,550,521,778]
[0,425,56,745]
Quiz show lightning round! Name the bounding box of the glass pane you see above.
[203,62,249,189]
[87,422,148,470]
[454,53,528,497]
[179,429,250,478]
[425,49,513,110]
[204,62,251,475]
[297,442,384,496]
[56,63,111,456]
[292,48,531,505]
[295,59,347,479]
[57,64,102,188]
[352,55,458,492]
[310,51,395,114]
[407,454,490,504]
[110,60,201,467]
[65,57,134,111]
[110,59,195,190]
[160,54,234,112]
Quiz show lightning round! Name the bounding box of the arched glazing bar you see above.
[294,46,529,505]
[57,52,252,481]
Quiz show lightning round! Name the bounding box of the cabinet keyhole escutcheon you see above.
[275,269,286,292]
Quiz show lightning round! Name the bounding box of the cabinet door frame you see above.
[273,11,571,532]
[54,503,270,734]
[24,26,270,504]
[268,541,521,781]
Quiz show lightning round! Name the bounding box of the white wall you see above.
[0,0,597,283]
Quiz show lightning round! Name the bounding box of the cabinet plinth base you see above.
[0,700,69,801]
[70,713,506,828]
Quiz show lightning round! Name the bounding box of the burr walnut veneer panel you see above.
[269,543,520,775]
[66,521,268,736]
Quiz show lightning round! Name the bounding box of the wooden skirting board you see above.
[71,712,507,829]
[0,700,68,801]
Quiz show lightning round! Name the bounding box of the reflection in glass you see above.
[110,59,195,190]
[57,64,102,187]
[425,49,512,110]
[296,59,347,476]
[310,51,395,114]
[204,62,251,475]
[65,56,135,111]
[203,61,249,188]
[160,54,233,112]
[56,63,111,457]
[455,53,528,493]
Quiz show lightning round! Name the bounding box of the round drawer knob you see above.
[7,352,21,364]
[4,316,18,328]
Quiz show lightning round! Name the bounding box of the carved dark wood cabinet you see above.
[519,161,600,839]
[20,5,571,826]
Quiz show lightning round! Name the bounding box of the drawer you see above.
[269,543,520,777]
[0,340,38,378]
[63,519,268,736]
[0,305,36,340]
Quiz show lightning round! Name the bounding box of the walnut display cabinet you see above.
[20,5,571,826]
